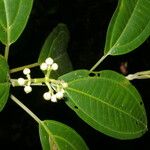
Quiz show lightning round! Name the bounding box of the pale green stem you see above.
[90,54,109,71]
[10,62,39,73]
[4,45,10,61]
[46,67,52,78]
[11,77,61,87]
[10,94,41,124]
[10,94,58,148]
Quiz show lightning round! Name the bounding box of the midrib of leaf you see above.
[66,90,145,135]
[54,135,77,150]
[67,75,146,126]
[68,77,142,111]
[67,86,145,128]
[3,0,10,45]
[108,0,139,54]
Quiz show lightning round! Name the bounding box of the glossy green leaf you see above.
[0,55,10,111]
[60,70,148,139]
[59,69,90,82]
[38,23,73,78]
[39,120,89,150]
[104,0,150,55]
[0,0,33,45]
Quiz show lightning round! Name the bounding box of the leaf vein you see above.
[67,86,146,127]
[66,91,146,135]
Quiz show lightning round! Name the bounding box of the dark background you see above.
[0,0,150,149]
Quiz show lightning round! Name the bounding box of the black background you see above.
[0,0,150,149]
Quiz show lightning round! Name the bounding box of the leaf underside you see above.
[60,70,147,139]
[38,23,73,79]
[0,0,33,45]
[0,83,10,111]
[104,0,150,55]
[39,120,89,150]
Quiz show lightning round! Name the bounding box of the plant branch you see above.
[10,94,57,147]
[11,77,62,87]
[4,45,10,61]
[126,70,150,80]
[90,54,109,71]
[10,94,42,124]
[10,62,39,73]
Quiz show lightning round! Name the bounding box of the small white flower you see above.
[17,78,25,86]
[43,92,51,100]
[51,63,58,70]
[51,95,57,102]
[40,63,48,71]
[24,85,32,94]
[56,91,64,99]
[62,82,68,88]
[23,68,31,75]
[45,57,54,65]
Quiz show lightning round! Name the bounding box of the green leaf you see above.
[0,83,10,111]
[0,55,10,111]
[104,0,150,55]
[59,69,90,82]
[38,23,73,78]
[0,0,33,45]
[39,120,89,150]
[60,70,148,139]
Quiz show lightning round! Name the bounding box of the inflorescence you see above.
[17,57,68,102]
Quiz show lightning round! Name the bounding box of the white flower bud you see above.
[45,57,54,65]
[51,63,58,70]
[43,92,51,100]
[56,91,64,99]
[23,68,31,75]
[18,78,25,86]
[40,63,48,71]
[24,86,32,94]
[51,95,57,102]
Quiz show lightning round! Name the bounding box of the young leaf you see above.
[38,23,73,78]
[39,120,89,150]
[0,0,33,45]
[60,70,148,139]
[0,55,10,111]
[104,0,150,55]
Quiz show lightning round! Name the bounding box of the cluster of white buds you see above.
[40,57,58,71]
[17,68,32,94]
[16,57,68,102]
[40,57,68,102]
[43,88,65,102]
